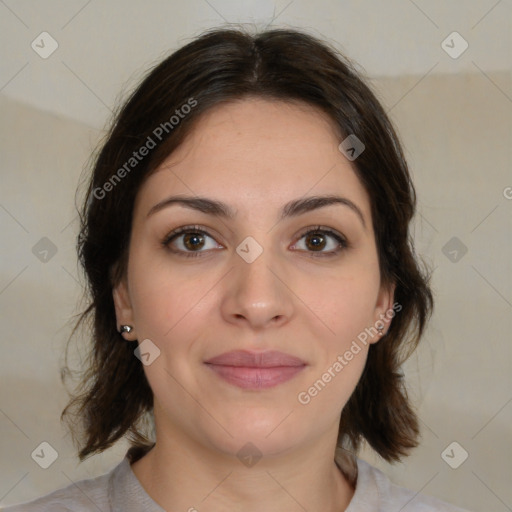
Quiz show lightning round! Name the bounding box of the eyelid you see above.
[162,224,348,257]
[291,225,348,256]
[161,224,222,246]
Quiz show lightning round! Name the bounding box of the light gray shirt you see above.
[1,453,470,511]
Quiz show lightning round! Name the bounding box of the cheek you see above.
[329,280,377,337]
[301,262,381,344]
[131,269,211,342]
[297,296,371,415]
[128,239,381,347]
[127,246,233,363]
[127,244,198,338]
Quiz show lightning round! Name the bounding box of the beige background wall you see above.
[1,1,510,511]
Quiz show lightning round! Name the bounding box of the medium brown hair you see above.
[62,26,433,465]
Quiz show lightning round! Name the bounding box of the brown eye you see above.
[162,225,222,258]
[304,232,327,251]
[292,226,348,257]
[163,225,348,259]
[182,232,206,251]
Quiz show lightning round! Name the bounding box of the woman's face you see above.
[113,98,394,459]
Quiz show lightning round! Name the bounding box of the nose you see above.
[219,246,295,331]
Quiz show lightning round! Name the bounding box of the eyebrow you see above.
[146,194,366,229]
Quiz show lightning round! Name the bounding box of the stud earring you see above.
[119,325,133,334]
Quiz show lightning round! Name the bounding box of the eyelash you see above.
[161,224,349,259]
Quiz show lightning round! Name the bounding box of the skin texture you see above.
[113,98,395,511]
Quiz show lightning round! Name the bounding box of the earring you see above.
[119,325,133,334]
[377,325,385,336]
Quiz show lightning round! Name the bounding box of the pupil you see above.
[308,233,325,251]
[184,233,204,250]
[182,232,327,252]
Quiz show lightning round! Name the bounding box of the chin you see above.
[205,411,307,458]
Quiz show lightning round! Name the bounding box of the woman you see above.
[3,27,470,511]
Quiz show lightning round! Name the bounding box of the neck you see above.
[130,434,355,512]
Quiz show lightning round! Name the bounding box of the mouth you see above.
[204,350,307,390]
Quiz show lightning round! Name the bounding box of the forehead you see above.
[134,98,371,222]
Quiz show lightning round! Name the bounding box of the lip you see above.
[204,350,307,390]
[205,350,306,367]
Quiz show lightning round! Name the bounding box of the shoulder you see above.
[347,458,471,512]
[0,458,125,512]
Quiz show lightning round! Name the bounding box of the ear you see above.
[370,281,396,344]
[112,277,137,341]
